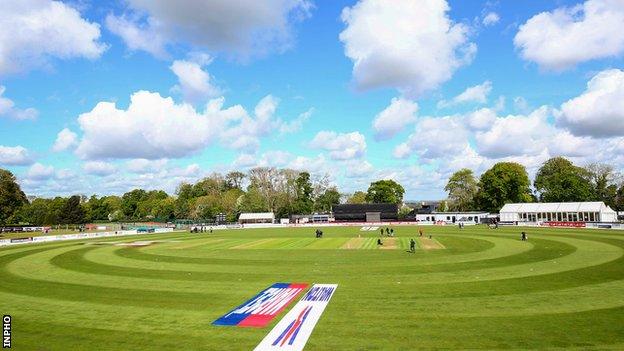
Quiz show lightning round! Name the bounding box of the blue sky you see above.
[1,0,624,200]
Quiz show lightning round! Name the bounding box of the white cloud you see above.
[438,80,492,108]
[279,108,313,134]
[107,0,312,59]
[394,116,470,160]
[339,0,476,97]
[83,161,117,176]
[514,0,624,70]
[233,150,292,168]
[0,0,105,75]
[288,154,330,174]
[475,107,553,158]
[75,91,220,160]
[309,131,366,160]
[0,86,38,120]
[466,108,497,130]
[20,162,209,197]
[391,103,605,172]
[472,106,601,162]
[74,92,241,160]
[125,159,168,174]
[482,12,500,26]
[220,95,280,153]
[74,91,306,159]
[52,128,78,152]
[233,153,258,168]
[513,96,529,113]
[105,15,167,58]
[27,163,55,180]
[556,69,624,138]
[0,145,33,166]
[170,59,221,104]
[548,132,597,158]
[372,97,418,141]
[344,159,374,178]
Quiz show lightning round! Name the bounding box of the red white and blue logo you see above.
[254,284,338,351]
[272,305,313,347]
[213,283,308,328]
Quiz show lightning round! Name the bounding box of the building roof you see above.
[500,202,616,214]
[239,212,275,220]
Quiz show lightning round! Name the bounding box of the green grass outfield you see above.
[1,224,624,350]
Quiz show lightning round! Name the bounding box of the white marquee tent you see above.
[499,202,617,223]
[238,212,275,224]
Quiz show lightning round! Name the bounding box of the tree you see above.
[175,183,194,219]
[190,194,221,220]
[534,157,593,202]
[315,187,341,212]
[365,180,405,204]
[60,195,86,224]
[294,172,314,214]
[19,198,51,225]
[248,167,281,212]
[221,188,244,222]
[0,169,28,225]
[347,191,367,204]
[398,205,413,219]
[437,200,448,212]
[476,162,533,212]
[615,185,624,211]
[84,195,119,222]
[152,197,176,221]
[46,197,67,224]
[121,189,148,219]
[238,186,269,213]
[585,163,620,207]
[225,171,246,190]
[444,169,478,211]
[193,174,226,197]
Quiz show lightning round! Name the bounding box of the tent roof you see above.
[500,202,615,213]
[239,212,275,220]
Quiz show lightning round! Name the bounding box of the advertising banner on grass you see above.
[254,284,337,351]
[213,283,308,328]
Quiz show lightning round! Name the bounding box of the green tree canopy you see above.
[238,186,269,213]
[365,179,405,204]
[585,163,619,207]
[225,171,246,190]
[615,185,624,211]
[534,157,593,202]
[315,187,341,212]
[347,191,367,204]
[476,162,533,212]
[444,168,478,211]
[121,189,148,219]
[294,171,314,214]
[0,169,28,225]
[60,195,86,224]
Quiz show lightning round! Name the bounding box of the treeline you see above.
[0,168,344,225]
[7,156,615,226]
[0,167,408,226]
[444,157,624,212]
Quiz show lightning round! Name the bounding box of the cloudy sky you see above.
[1,0,624,200]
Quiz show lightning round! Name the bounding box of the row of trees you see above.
[4,156,616,225]
[0,166,408,226]
[2,168,405,226]
[444,157,624,212]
